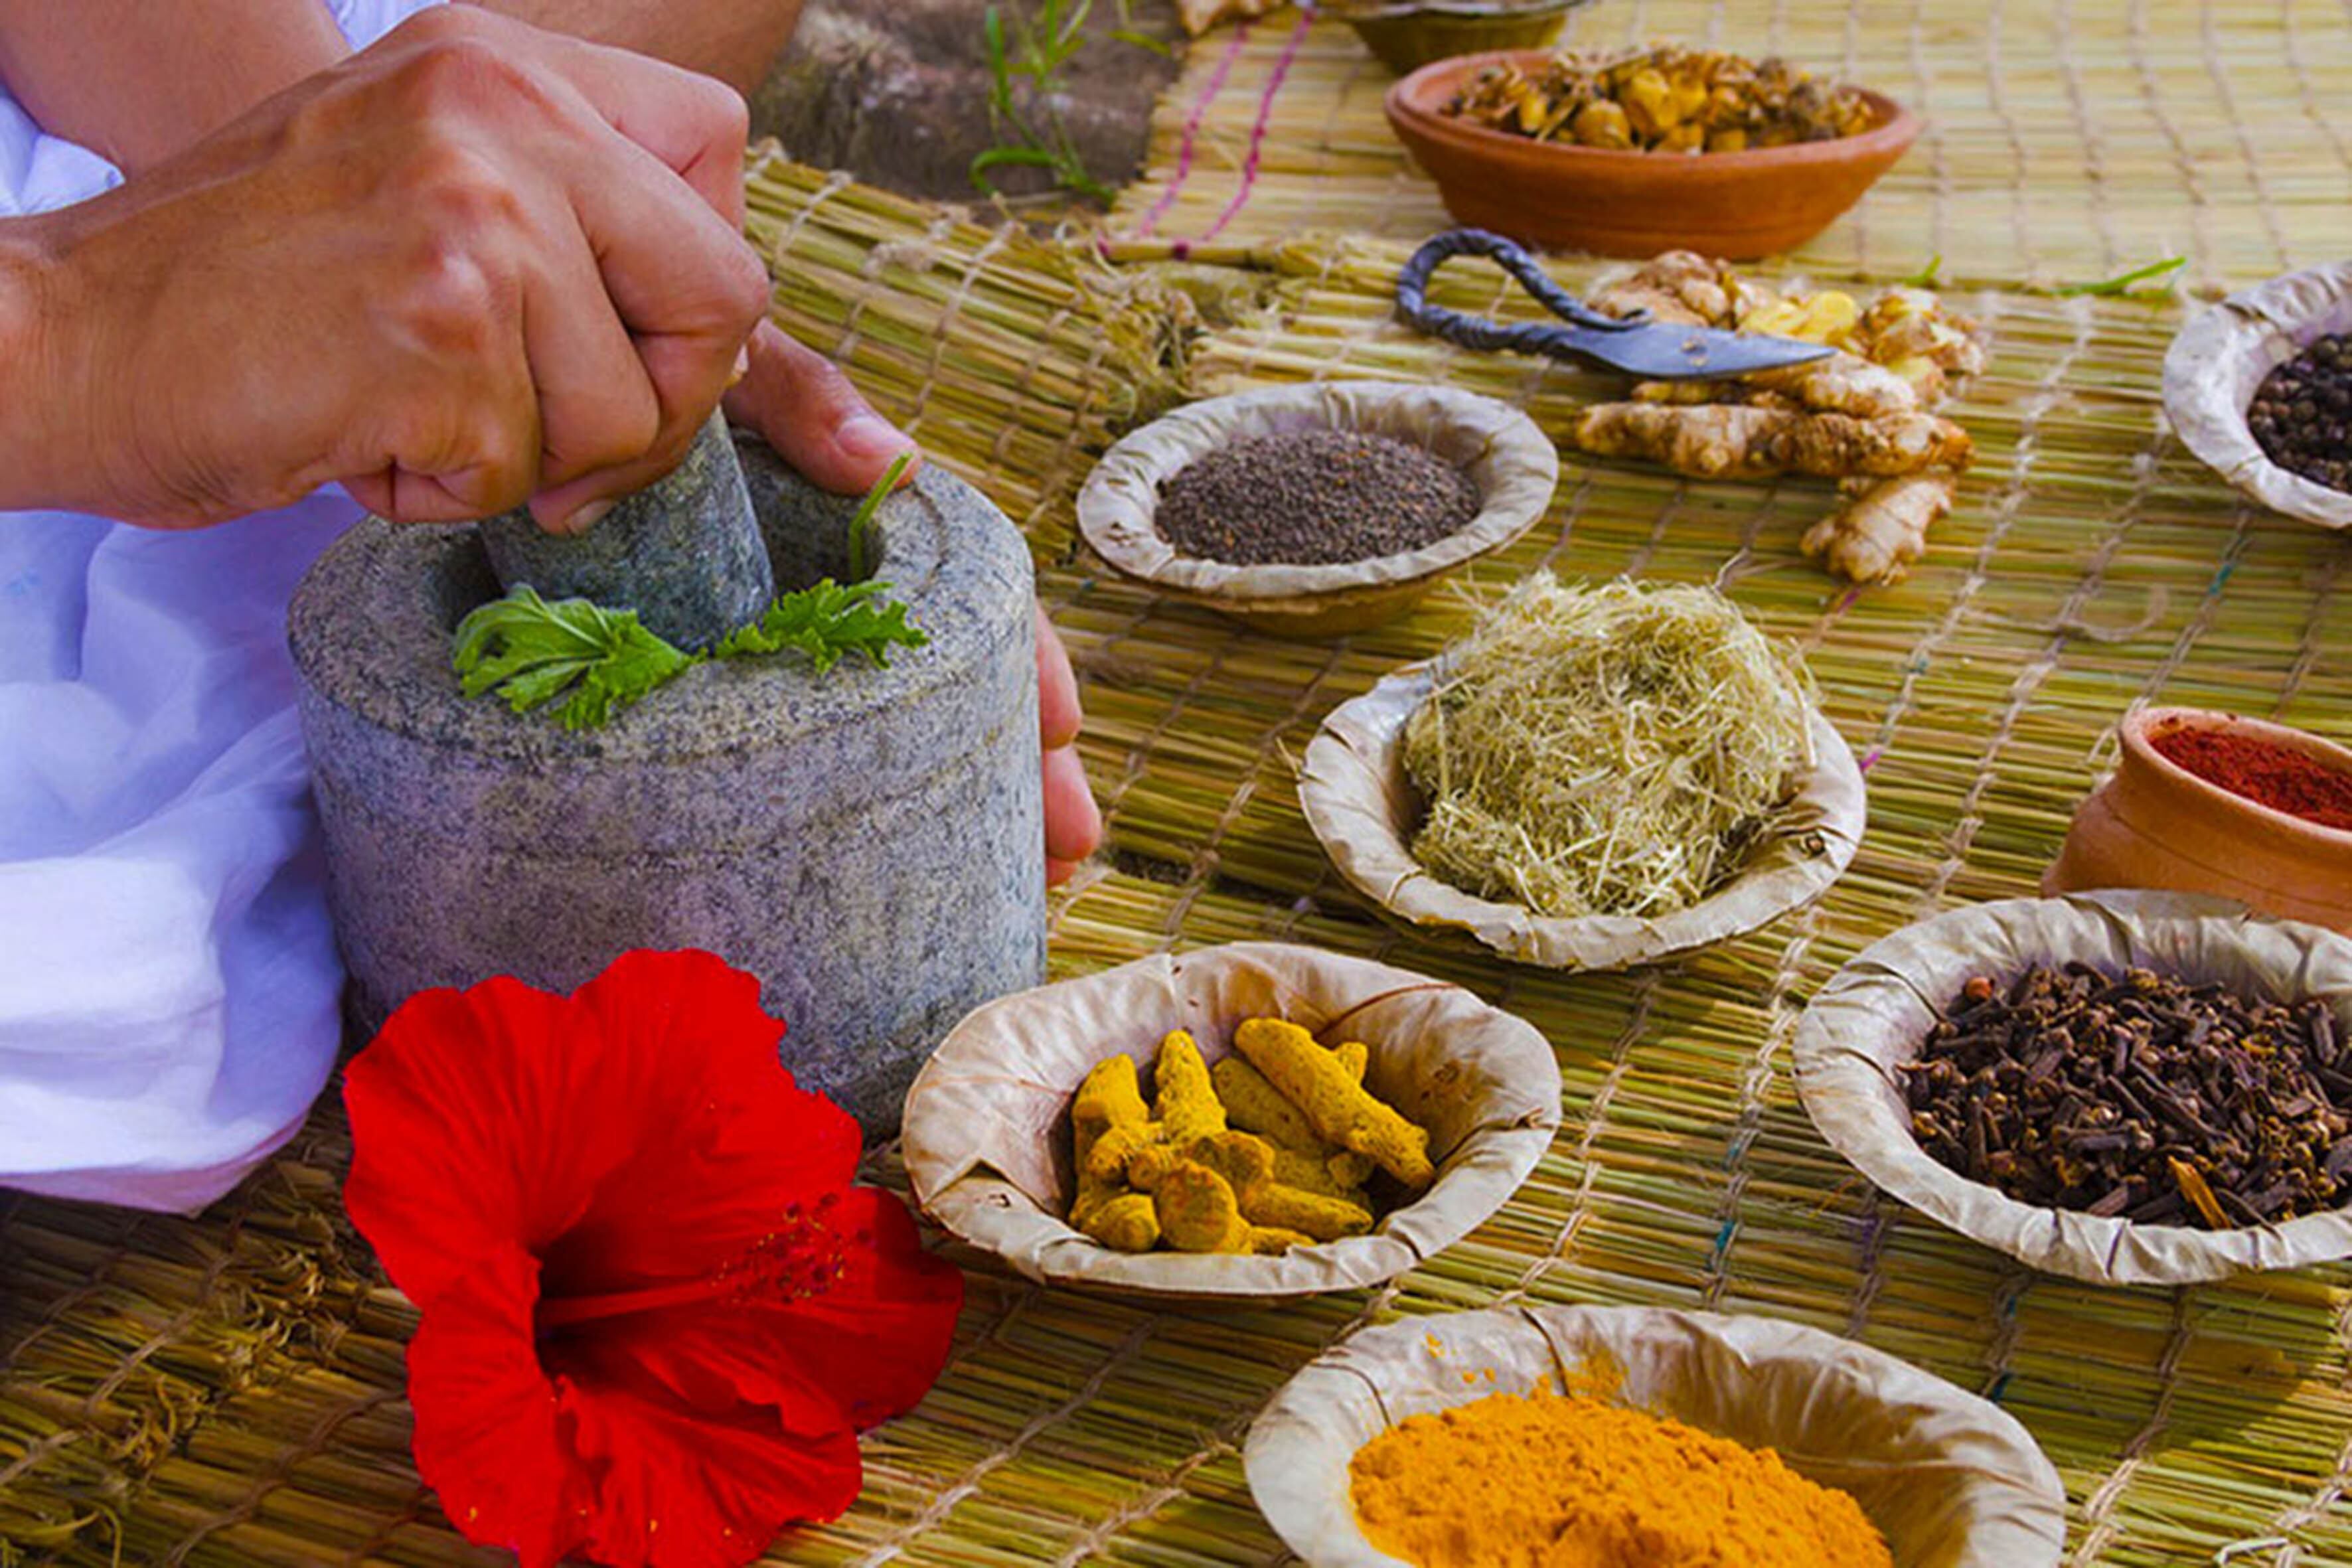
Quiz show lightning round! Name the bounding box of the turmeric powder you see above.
[1350,1388,1893,1568]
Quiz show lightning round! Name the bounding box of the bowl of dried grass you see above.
[1075,382,1559,639]
[1299,574,1865,970]
[899,941,1561,1304]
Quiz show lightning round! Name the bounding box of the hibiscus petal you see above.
[540,951,863,1298]
[562,1358,864,1568]
[560,1188,966,1442]
[345,978,635,1304]
[404,1249,593,1568]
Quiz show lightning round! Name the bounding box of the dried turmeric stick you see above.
[1235,1018,1436,1188]
[1802,471,1957,586]
[1074,1191,1160,1252]
[1332,1040,1370,1082]
[1213,1054,1377,1190]
[1154,1160,1251,1252]
[1073,1054,1158,1186]
[1189,1131,1374,1243]
[1570,402,1973,481]
[1152,1030,1227,1147]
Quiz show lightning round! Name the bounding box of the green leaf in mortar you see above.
[713,578,929,672]
[452,585,694,730]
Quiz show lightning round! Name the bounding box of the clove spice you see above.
[1902,964,2352,1229]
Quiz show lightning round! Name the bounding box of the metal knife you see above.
[1395,228,1833,381]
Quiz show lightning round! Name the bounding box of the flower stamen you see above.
[539,1220,846,1332]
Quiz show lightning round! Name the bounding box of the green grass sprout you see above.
[2053,256,2189,297]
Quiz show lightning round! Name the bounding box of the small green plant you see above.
[2053,256,2188,298]
[971,0,1163,203]
[453,458,928,730]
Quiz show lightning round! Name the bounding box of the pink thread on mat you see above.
[1176,8,1315,258]
[1859,747,1884,773]
[1131,22,1252,242]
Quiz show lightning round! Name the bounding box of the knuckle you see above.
[399,139,528,233]
[718,242,773,330]
[391,35,537,119]
[388,243,507,359]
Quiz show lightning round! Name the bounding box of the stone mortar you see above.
[289,435,1046,1133]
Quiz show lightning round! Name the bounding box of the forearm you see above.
[474,0,805,94]
[0,217,86,512]
[0,1,349,176]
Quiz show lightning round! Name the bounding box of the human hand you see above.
[722,320,1103,885]
[14,6,769,531]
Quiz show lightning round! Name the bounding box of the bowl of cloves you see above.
[2163,260,2352,530]
[1076,381,1558,639]
[1794,890,2352,1287]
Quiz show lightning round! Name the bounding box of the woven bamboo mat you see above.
[11,15,2352,1563]
[1110,0,2352,289]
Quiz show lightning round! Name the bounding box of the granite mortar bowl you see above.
[288,435,1046,1134]
[2044,706,2352,933]
[1385,51,1921,258]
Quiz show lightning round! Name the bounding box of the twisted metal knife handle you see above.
[1393,228,1651,358]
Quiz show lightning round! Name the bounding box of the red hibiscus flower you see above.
[343,949,965,1568]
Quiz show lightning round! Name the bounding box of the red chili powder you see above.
[2150,726,2352,831]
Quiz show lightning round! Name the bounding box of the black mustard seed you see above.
[1154,429,1481,567]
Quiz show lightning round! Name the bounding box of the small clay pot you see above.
[2043,707,2352,933]
[1334,0,1589,76]
[1383,51,1922,259]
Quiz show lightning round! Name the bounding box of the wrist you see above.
[0,218,87,512]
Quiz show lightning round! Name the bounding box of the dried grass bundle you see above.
[1401,574,1814,919]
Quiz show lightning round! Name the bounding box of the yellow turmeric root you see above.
[1803,471,1958,585]
[1235,1018,1436,1188]
[1075,1191,1160,1253]
[1154,1160,1254,1253]
[1072,1054,1159,1208]
[1589,250,1745,327]
[1570,402,1972,481]
[1212,1054,1376,1191]
[1153,1030,1226,1146]
[1188,1131,1374,1243]
[1333,1040,1370,1082]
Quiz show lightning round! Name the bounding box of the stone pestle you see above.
[476,410,775,649]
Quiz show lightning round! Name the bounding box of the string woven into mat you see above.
[1109,1,2352,291]
[11,58,2352,1568]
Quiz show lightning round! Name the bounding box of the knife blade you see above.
[1541,318,1834,380]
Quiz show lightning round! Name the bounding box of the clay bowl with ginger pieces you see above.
[2045,706,2352,934]
[1383,50,1922,259]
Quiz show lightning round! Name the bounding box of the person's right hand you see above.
[12,5,771,532]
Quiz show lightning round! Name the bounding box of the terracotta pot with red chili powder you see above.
[2149,726,2352,832]
[2046,708,2352,935]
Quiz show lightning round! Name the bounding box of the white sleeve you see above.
[0,0,447,219]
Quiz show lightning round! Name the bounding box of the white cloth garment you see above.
[0,0,444,1211]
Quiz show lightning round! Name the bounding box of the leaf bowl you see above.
[2162,260,2352,530]
[899,941,1560,1304]
[1245,1304,2065,1568]
[1794,890,2352,1286]
[1296,659,1865,970]
[1075,381,1559,639]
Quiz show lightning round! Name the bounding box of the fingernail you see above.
[561,499,615,536]
[729,345,751,387]
[837,414,911,465]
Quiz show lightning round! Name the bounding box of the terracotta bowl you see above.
[2044,707,2352,934]
[1336,0,1590,76]
[1383,51,1922,258]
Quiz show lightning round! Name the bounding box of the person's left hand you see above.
[724,319,1104,884]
